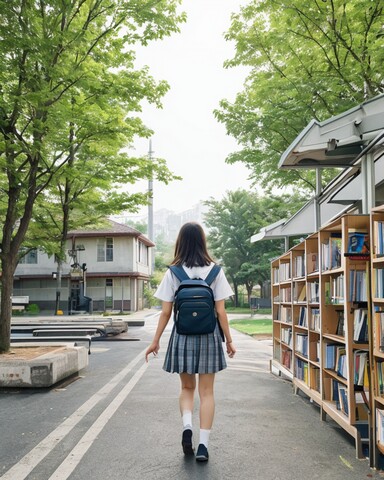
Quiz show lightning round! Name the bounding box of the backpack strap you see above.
[204,265,221,286]
[169,265,190,282]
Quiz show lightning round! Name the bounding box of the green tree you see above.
[215,0,384,191]
[204,189,305,306]
[0,1,185,353]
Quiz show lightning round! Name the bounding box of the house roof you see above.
[67,220,155,247]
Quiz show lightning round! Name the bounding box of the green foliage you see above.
[204,189,305,304]
[25,304,40,315]
[215,0,384,191]
[0,0,185,351]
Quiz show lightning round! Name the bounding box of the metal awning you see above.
[279,94,384,169]
[330,151,384,204]
[251,198,353,243]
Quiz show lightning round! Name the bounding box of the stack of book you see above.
[349,270,368,302]
[347,229,370,254]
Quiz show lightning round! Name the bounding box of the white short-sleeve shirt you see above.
[154,263,234,303]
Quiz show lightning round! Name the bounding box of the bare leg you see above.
[198,373,215,430]
[179,372,196,415]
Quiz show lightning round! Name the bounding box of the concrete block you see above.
[0,346,88,388]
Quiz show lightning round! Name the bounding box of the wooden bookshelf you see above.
[271,214,371,459]
[370,204,384,468]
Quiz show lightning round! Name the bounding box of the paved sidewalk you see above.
[1,308,383,479]
[135,310,382,480]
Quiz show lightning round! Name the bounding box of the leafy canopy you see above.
[215,0,384,191]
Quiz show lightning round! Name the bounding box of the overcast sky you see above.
[130,0,251,215]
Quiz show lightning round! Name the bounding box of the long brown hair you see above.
[171,222,215,268]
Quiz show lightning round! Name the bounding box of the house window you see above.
[97,238,113,262]
[19,249,38,264]
[137,241,148,265]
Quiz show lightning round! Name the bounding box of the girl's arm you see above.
[215,299,236,357]
[145,301,173,362]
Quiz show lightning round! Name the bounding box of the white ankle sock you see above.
[199,429,211,448]
[182,411,192,431]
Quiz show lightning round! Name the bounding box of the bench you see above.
[11,325,106,337]
[10,335,92,354]
[32,329,99,338]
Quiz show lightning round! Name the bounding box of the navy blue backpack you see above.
[169,265,221,335]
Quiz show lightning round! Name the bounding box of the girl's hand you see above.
[145,342,160,362]
[226,341,236,358]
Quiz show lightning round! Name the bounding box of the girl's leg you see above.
[179,372,196,417]
[196,373,215,461]
[179,373,196,455]
[198,373,215,430]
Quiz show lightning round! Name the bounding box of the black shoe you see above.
[182,429,194,455]
[195,443,209,462]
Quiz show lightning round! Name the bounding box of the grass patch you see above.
[230,318,272,336]
[225,306,272,315]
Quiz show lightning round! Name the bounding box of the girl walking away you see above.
[145,222,236,462]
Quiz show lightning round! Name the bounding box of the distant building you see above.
[115,203,208,243]
[13,220,154,314]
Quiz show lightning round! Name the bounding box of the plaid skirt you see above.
[163,323,227,374]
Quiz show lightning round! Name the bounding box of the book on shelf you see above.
[325,343,337,370]
[295,333,308,356]
[309,281,319,303]
[336,310,345,337]
[280,306,292,323]
[298,306,307,327]
[296,358,308,383]
[378,361,384,395]
[282,349,292,369]
[279,262,290,281]
[273,267,279,284]
[379,312,384,350]
[375,221,384,256]
[375,268,384,299]
[376,409,384,445]
[335,347,347,379]
[354,350,369,386]
[310,308,321,332]
[322,234,342,271]
[331,274,345,304]
[281,287,292,302]
[349,270,368,302]
[281,327,292,347]
[321,238,330,271]
[338,384,349,416]
[353,309,368,343]
[331,234,342,269]
[294,254,305,277]
[347,230,370,254]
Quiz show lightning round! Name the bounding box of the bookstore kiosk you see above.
[269,92,384,470]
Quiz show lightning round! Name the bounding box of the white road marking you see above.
[1,348,147,480]
[48,361,148,479]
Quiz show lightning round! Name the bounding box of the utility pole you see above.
[148,140,155,273]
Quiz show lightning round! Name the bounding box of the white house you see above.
[13,220,154,314]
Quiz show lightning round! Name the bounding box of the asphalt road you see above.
[0,311,381,480]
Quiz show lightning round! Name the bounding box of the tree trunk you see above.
[0,259,16,353]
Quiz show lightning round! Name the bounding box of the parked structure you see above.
[13,220,154,314]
